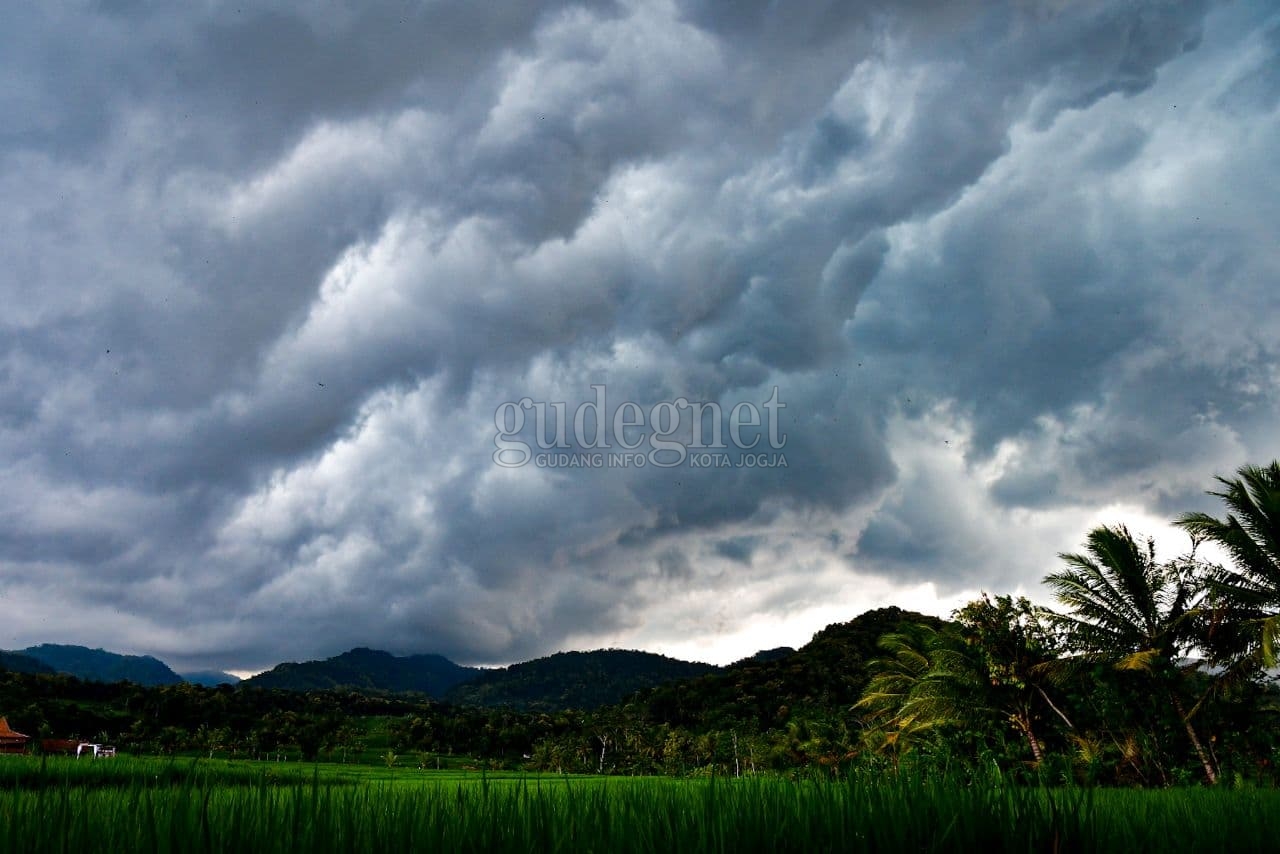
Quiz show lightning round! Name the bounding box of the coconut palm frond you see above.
[1115,649,1160,672]
[1177,462,1280,669]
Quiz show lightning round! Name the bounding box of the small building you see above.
[75,742,117,759]
[0,717,31,754]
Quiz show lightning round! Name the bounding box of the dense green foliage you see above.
[843,464,1280,787]
[1180,461,1280,667]
[632,608,944,732]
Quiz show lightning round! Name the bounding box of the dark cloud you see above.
[1,0,1275,670]
[714,536,762,565]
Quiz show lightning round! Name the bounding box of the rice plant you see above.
[0,756,1274,853]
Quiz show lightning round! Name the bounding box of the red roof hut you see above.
[0,717,31,754]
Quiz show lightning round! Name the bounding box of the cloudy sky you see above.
[2,1,1277,674]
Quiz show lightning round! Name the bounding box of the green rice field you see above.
[1,756,1275,853]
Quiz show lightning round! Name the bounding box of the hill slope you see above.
[0,651,56,675]
[242,648,478,697]
[15,644,183,687]
[627,607,946,729]
[445,650,720,711]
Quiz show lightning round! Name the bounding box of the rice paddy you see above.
[0,756,1274,853]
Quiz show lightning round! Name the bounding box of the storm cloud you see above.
[2,1,1276,671]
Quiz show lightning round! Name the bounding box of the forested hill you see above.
[0,651,55,676]
[624,607,946,729]
[3,609,942,711]
[444,650,720,711]
[242,648,724,710]
[241,648,479,696]
[13,644,183,687]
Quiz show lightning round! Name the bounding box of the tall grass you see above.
[0,757,1275,853]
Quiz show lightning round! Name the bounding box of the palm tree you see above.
[1043,524,1217,784]
[855,625,983,762]
[1178,461,1280,667]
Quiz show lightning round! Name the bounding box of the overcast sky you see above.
[2,1,1277,673]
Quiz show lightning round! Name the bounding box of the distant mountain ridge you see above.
[444,649,721,711]
[241,648,479,696]
[181,670,241,688]
[1,612,933,713]
[240,647,728,710]
[12,644,183,687]
[1,645,240,689]
[1,640,730,708]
